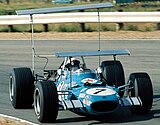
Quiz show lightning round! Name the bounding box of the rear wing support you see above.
[97,8,101,65]
[30,14,35,75]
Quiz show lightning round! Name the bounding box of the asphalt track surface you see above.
[0,40,160,125]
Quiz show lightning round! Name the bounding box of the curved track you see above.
[0,40,160,125]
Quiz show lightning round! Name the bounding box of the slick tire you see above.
[34,81,58,123]
[9,67,34,109]
[129,73,153,114]
[101,60,125,97]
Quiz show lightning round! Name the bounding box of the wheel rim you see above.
[9,75,14,102]
[34,88,41,117]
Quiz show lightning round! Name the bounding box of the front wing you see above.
[59,96,142,110]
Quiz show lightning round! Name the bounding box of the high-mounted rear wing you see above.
[56,50,130,58]
[16,3,113,15]
[15,2,114,74]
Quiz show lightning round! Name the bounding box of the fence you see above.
[0,12,160,31]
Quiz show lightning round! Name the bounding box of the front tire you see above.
[100,60,125,97]
[129,73,153,114]
[101,60,125,87]
[34,81,58,123]
[9,67,34,109]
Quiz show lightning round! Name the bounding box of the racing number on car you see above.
[93,89,106,94]
[86,88,116,96]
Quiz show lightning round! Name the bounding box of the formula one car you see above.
[9,2,153,123]
[9,50,153,123]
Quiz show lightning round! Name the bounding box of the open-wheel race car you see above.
[9,50,153,123]
[8,2,153,123]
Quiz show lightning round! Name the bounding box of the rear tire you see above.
[129,73,153,114]
[9,67,34,109]
[101,60,125,97]
[34,81,58,123]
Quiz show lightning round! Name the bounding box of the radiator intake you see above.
[91,101,118,112]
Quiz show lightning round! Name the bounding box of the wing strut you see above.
[97,8,101,66]
[30,14,35,75]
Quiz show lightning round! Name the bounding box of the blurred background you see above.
[0,0,160,32]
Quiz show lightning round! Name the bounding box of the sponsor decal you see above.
[57,81,69,91]
[86,88,116,96]
[83,99,92,106]
[57,81,65,91]
[57,81,68,101]
[81,78,97,83]
[79,93,86,98]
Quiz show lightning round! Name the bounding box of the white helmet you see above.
[66,58,76,65]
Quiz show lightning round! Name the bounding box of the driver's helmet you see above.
[65,58,80,71]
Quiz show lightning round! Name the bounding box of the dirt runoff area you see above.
[0,31,160,40]
[0,116,32,125]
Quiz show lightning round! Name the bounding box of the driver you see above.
[65,58,81,71]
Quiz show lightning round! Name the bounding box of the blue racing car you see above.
[9,50,153,123]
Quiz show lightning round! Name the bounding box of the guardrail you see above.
[0,12,160,25]
[0,12,160,31]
